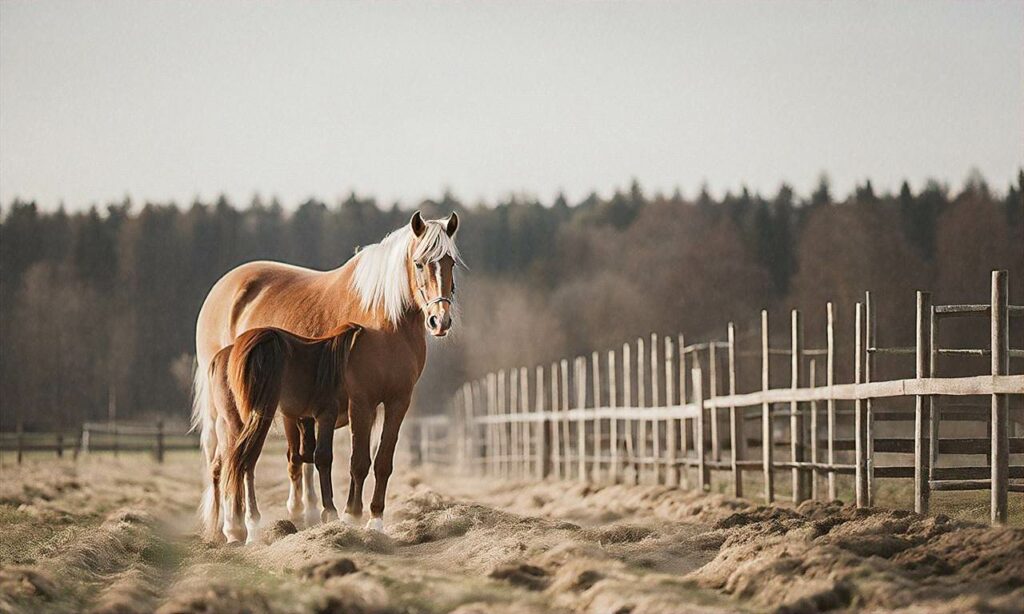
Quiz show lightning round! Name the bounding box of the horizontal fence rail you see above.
[413,270,1024,525]
[0,421,199,464]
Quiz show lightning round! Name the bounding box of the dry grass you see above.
[0,451,1021,613]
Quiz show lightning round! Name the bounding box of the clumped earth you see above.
[0,450,1020,613]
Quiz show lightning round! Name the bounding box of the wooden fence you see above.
[417,270,1024,525]
[0,421,199,463]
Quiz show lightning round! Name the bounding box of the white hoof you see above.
[304,509,320,528]
[365,517,384,532]
[244,521,261,545]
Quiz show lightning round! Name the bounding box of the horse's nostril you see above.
[428,315,439,329]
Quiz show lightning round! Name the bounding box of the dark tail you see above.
[223,328,288,513]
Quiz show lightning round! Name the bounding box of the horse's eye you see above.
[415,263,424,270]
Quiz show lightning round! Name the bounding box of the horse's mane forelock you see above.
[351,220,462,325]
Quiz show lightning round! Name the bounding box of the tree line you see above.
[1,172,1021,431]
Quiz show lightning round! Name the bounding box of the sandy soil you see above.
[0,450,1021,614]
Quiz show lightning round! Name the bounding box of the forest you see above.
[1,172,1021,431]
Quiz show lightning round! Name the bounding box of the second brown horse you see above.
[209,324,362,543]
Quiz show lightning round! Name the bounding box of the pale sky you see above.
[1,1,1022,211]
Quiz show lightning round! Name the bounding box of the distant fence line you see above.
[0,421,198,464]
[412,270,1023,525]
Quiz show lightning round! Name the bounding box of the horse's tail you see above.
[223,328,288,514]
[192,354,221,534]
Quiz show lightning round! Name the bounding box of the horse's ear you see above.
[410,211,426,237]
[445,212,459,237]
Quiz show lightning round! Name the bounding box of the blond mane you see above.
[351,219,462,324]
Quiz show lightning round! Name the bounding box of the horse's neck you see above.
[325,258,421,336]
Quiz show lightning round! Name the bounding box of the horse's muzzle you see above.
[427,313,452,337]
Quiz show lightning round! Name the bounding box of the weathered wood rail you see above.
[413,270,1024,525]
[0,421,198,464]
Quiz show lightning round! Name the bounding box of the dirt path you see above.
[1,452,1021,613]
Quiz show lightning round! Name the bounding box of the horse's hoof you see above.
[304,511,320,528]
[321,509,339,523]
[244,526,261,545]
[365,517,384,532]
[342,513,360,526]
[223,531,245,546]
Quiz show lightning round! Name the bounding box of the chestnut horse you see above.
[194,211,460,534]
[208,324,362,543]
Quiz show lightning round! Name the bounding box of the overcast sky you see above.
[1,1,1022,211]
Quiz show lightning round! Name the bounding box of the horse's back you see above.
[196,260,327,366]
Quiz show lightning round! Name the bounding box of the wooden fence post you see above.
[855,302,867,507]
[474,381,484,475]
[469,383,478,474]
[81,424,90,457]
[16,421,24,464]
[809,358,819,500]
[709,340,720,463]
[864,291,876,506]
[929,302,939,488]
[729,322,743,497]
[537,366,550,479]
[991,270,1009,524]
[420,423,430,465]
[491,372,499,476]
[56,432,64,459]
[693,366,709,491]
[651,334,661,484]
[561,359,571,479]
[637,337,646,483]
[827,302,837,501]
[915,291,933,514]
[551,363,561,480]
[791,309,807,503]
[520,367,530,479]
[155,420,165,463]
[576,357,587,482]
[666,336,677,487]
[460,384,469,473]
[761,310,774,503]
[113,424,119,458]
[511,368,521,478]
[499,369,509,478]
[679,334,689,488]
[609,349,619,484]
[591,352,601,482]
[624,342,636,484]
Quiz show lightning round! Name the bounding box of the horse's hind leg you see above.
[367,396,411,532]
[217,416,246,543]
[244,469,261,544]
[344,400,373,524]
[206,452,224,542]
[284,416,305,525]
[314,409,338,522]
[299,417,319,526]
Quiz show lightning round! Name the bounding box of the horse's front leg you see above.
[314,408,338,523]
[283,416,305,525]
[367,396,411,532]
[299,417,319,526]
[344,398,374,524]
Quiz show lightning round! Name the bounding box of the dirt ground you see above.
[0,449,1021,614]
